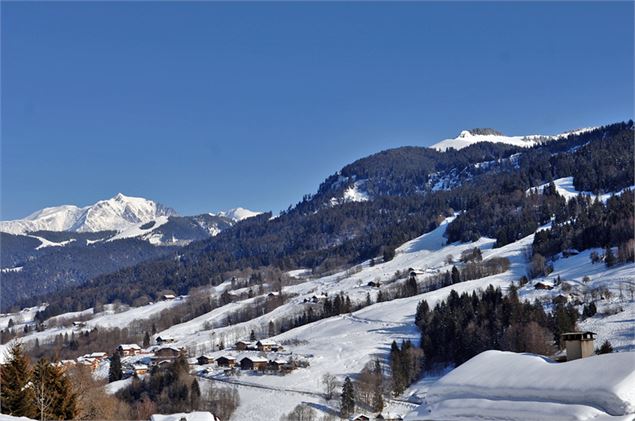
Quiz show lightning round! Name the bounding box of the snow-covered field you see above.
[405,350,635,420]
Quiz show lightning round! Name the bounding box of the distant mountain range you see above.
[0,194,260,307]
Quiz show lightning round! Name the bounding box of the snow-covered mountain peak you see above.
[211,207,261,222]
[0,194,177,235]
[432,126,599,152]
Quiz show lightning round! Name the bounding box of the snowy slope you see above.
[0,193,176,235]
[527,177,635,203]
[406,350,635,419]
[430,127,597,152]
[212,207,261,222]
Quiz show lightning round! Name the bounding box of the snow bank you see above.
[406,398,613,421]
[151,411,218,421]
[420,351,635,417]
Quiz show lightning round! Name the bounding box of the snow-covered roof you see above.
[217,355,236,361]
[118,343,141,350]
[257,339,278,346]
[240,356,268,363]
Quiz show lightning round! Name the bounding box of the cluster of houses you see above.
[197,338,304,374]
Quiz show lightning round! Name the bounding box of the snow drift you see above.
[407,350,635,420]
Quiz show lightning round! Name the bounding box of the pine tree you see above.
[190,378,201,410]
[340,376,355,418]
[268,321,275,337]
[0,342,37,418]
[108,352,122,383]
[451,266,461,284]
[597,340,614,354]
[143,331,151,348]
[249,330,256,341]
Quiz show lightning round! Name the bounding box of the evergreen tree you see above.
[597,340,614,354]
[249,330,256,341]
[451,266,461,284]
[143,331,151,348]
[190,378,201,410]
[268,320,275,337]
[340,376,355,418]
[108,352,123,383]
[0,343,36,418]
[32,358,77,420]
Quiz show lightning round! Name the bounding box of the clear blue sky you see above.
[2,2,633,219]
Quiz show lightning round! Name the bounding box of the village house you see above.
[87,351,107,360]
[72,321,86,328]
[155,346,182,359]
[268,358,288,372]
[234,340,253,351]
[197,355,214,365]
[162,294,176,301]
[256,339,281,352]
[117,343,142,356]
[156,336,176,345]
[216,356,236,368]
[76,357,99,371]
[562,331,596,361]
[534,281,554,290]
[132,363,149,375]
[350,415,370,421]
[240,356,268,371]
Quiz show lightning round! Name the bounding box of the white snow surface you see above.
[151,412,218,421]
[527,177,635,203]
[212,207,261,222]
[430,127,597,152]
[0,193,176,234]
[406,350,635,419]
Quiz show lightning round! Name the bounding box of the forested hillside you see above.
[12,122,633,317]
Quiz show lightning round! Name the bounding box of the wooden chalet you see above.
[197,355,214,365]
[256,339,280,352]
[117,343,142,356]
[155,346,182,359]
[216,356,236,368]
[240,356,268,371]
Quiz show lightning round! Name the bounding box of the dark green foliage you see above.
[451,266,461,284]
[109,352,123,383]
[340,376,355,418]
[419,285,557,366]
[143,331,151,348]
[0,343,77,420]
[597,340,614,354]
[389,340,423,395]
[0,343,36,418]
[533,192,633,259]
[582,302,597,319]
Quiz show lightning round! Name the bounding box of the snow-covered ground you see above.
[527,176,635,203]
[405,350,635,420]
